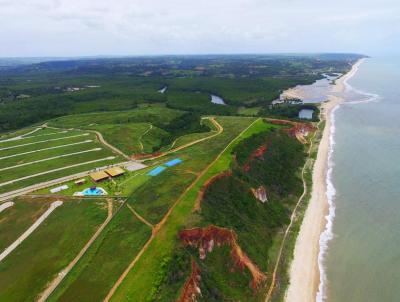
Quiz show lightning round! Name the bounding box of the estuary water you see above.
[324,57,400,302]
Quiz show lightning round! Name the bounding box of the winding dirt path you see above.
[37,200,114,302]
[126,204,153,229]
[145,117,224,161]
[138,124,153,152]
[91,130,131,160]
[104,118,258,302]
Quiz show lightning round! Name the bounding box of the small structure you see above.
[105,167,125,178]
[165,158,183,167]
[90,171,109,182]
[50,185,68,194]
[74,179,86,185]
[148,166,166,176]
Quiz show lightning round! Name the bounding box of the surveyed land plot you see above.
[0,197,110,302]
[0,129,123,194]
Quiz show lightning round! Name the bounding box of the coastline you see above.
[285,60,363,302]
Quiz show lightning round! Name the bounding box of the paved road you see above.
[0,140,93,161]
[0,200,63,262]
[37,200,113,302]
[0,201,14,213]
[0,159,142,202]
[0,133,90,151]
[0,148,102,172]
[0,156,116,189]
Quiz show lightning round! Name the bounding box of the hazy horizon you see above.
[1,0,399,57]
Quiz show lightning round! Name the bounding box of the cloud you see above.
[0,0,399,56]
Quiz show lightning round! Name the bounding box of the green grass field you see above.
[48,204,151,302]
[0,197,109,302]
[110,117,278,301]
[0,197,51,252]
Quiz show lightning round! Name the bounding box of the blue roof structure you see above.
[165,158,183,167]
[147,166,166,176]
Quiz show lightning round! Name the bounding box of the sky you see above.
[1,0,399,57]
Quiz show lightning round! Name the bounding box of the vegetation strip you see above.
[37,200,113,302]
[0,148,101,172]
[0,140,92,160]
[126,204,154,229]
[0,133,90,151]
[105,118,258,300]
[264,115,321,301]
[0,200,63,262]
[0,156,115,188]
[0,201,14,213]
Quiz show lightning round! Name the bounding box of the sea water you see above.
[322,57,400,302]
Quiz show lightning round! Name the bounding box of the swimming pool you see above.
[81,187,107,196]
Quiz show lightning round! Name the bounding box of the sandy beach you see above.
[285,60,363,302]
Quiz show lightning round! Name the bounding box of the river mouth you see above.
[210,94,226,105]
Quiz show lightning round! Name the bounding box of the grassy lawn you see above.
[0,197,51,252]
[48,204,151,302]
[47,104,182,129]
[110,117,277,301]
[128,169,197,225]
[0,198,109,302]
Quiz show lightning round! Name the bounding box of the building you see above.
[90,171,109,182]
[105,167,125,178]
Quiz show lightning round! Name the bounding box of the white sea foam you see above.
[316,103,339,302]
[315,59,378,302]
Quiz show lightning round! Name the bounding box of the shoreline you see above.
[285,59,363,302]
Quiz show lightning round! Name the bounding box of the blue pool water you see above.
[165,158,182,167]
[82,188,105,196]
[148,166,166,176]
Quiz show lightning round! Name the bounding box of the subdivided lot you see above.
[0,197,51,252]
[48,204,151,302]
[110,117,277,300]
[0,197,110,302]
[0,129,123,194]
[128,168,197,225]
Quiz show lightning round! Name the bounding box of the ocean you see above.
[322,57,400,302]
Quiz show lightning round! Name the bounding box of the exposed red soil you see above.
[268,119,315,144]
[179,225,266,291]
[194,171,232,211]
[177,259,202,302]
[132,151,162,160]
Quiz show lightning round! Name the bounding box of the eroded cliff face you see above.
[268,119,315,144]
[179,225,266,292]
[177,260,202,302]
[194,171,232,211]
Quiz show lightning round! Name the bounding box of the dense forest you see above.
[153,127,306,301]
[0,54,364,132]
